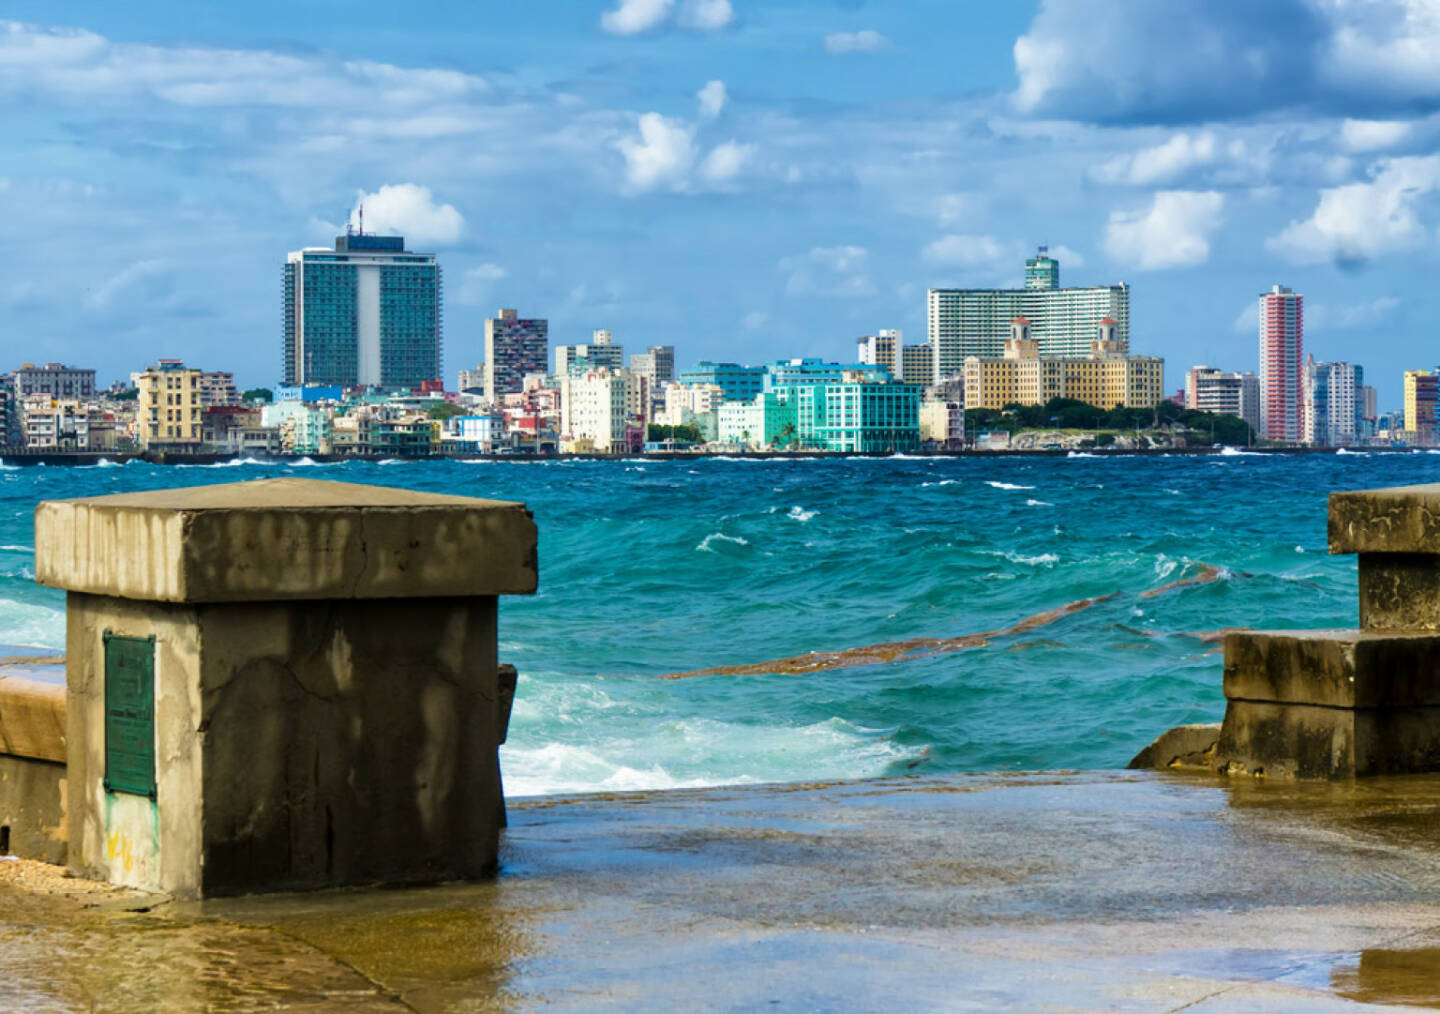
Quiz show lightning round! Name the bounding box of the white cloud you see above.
[615,112,697,191]
[742,310,769,330]
[921,234,1017,268]
[696,79,726,120]
[466,263,507,281]
[824,30,890,54]
[454,263,508,305]
[601,0,674,35]
[1310,296,1402,330]
[348,183,464,246]
[84,258,171,311]
[678,0,734,31]
[601,0,731,34]
[936,193,968,226]
[1233,301,1259,335]
[1266,155,1440,266]
[780,246,874,298]
[699,140,753,182]
[1091,132,1218,185]
[1340,118,1412,152]
[1102,190,1224,270]
[1047,244,1086,268]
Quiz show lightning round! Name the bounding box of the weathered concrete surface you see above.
[0,754,65,864]
[12,772,1440,1011]
[35,477,538,602]
[1126,722,1219,769]
[1223,628,1440,709]
[0,674,66,762]
[64,591,508,897]
[1358,553,1440,630]
[40,478,536,897]
[1329,483,1440,554]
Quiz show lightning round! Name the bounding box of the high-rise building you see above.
[1301,358,1362,447]
[560,367,631,453]
[555,329,624,377]
[1404,370,1438,443]
[137,359,203,450]
[928,250,1130,379]
[1025,248,1059,290]
[900,344,934,385]
[1186,366,1261,435]
[628,345,676,390]
[1258,284,1303,442]
[484,309,548,403]
[12,363,96,401]
[283,233,441,391]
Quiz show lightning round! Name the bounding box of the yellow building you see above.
[964,318,1163,412]
[1404,370,1438,443]
[138,359,203,449]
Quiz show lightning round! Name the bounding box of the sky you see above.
[3,1,1439,405]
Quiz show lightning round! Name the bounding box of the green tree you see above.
[426,402,467,420]
[243,388,273,404]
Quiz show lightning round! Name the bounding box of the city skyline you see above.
[4,3,1440,402]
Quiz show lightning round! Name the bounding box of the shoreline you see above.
[0,445,1409,466]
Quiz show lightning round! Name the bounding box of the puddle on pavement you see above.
[1333,947,1440,1008]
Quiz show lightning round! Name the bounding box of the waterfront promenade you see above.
[8,771,1440,1010]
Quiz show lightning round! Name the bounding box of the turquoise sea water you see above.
[0,452,1427,795]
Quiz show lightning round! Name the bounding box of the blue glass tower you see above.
[283,234,442,391]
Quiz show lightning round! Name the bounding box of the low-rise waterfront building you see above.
[658,382,726,426]
[784,374,920,453]
[1185,366,1261,435]
[137,359,203,450]
[560,367,630,453]
[12,362,96,401]
[964,320,1163,412]
[717,392,798,449]
[919,397,964,449]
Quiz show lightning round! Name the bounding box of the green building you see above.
[783,379,920,453]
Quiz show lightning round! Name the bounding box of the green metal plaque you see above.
[103,632,156,798]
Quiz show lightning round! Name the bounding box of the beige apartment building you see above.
[138,359,203,449]
[964,319,1163,412]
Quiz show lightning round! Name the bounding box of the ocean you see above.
[0,451,1422,796]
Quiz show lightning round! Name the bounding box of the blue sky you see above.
[3,1,1439,404]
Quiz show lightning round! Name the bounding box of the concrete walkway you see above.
[10,771,1440,1010]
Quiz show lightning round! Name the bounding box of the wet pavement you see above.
[10,771,1440,1010]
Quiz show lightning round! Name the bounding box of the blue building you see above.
[677,361,765,402]
[283,233,442,392]
[763,358,889,392]
[273,384,345,403]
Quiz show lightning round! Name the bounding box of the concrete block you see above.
[38,478,537,897]
[1217,700,1440,779]
[0,676,66,763]
[35,477,538,603]
[1223,629,1440,709]
[1358,554,1440,631]
[1329,484,1440,555]
[0,754,66,865]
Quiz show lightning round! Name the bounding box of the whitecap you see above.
[1066,451,1099,458]
[697,532,749,553]
[983,550,1058,566]
[0,545,33,553]
[1025,498,1053,507]
[986,480,1035,491]
[1218,446,1261,456]
[786,506,817,522]
[1336,448,1368,456]
[376,458,405,465]
[920,479,960,488]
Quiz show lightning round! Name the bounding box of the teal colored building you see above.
[717,391,799,448]
[762,358,889,392]
[784,380,920,453]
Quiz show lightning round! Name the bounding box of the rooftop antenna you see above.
[359,202,364,237]
[345,205,354,237]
